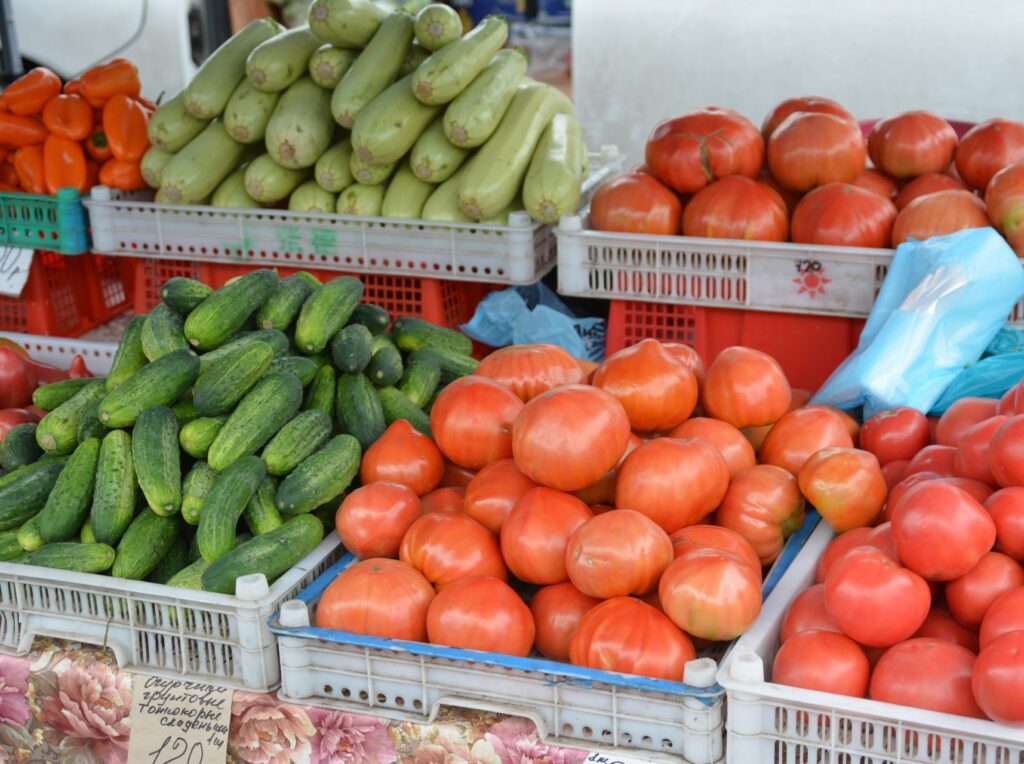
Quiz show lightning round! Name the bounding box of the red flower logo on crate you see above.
[793,259,830,298]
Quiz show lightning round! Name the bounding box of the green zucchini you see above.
[349,151,397,186]
[266,77,333,169]
[397,355,440,408]
[161,277,214,315]
[147,91,209,153]
[181,461,218,526]
[211,165,262,208]
[91,430,136,545]
[314,140,355,192]
[198,329,289,373]
[336,183,385,215]
[350,73,440,165]
[141,303,189,362]
[113,509,181,579]
[36,438,100,543]
[185,269,278,351]
[308,0,387,47]
[246,25,321,92]
[412,15,507,106]
[349,303,390,335]
[267,355,319,386]
[367,342,403,387]
[414,4,461,51]
[98,349,200,429]
[244,153,309,203]
[132,407,181,516]
[16,517,44,552]
[207,372,303,471]
[331,322,373,372]
[75,400,105,443]
[523,113,586,224]
[159,121,248,204]
[141,146,175,189]
[257,274,315,331]
[202,514,323,593]
[304,365,337,419]
[421,166,472,222]
[0,459,66,531]
[32,377,95,412]
[106,315,147,391]
[382,161,434,218]
[336,372,385,449]
[179,416,227,459]
[223,78,281,144]
[377,386,431,435]
[309,45,357,89]
[197,456,267,561]
[147,535,191,584]
[295,276,364,353]
[443,48,526,148]
[276,434,360,514]
[246,476,284,535]
[392,316,472,354]
[0,423,41,470]
[399,41,430,77]
[289,181,337,212]
[36,380,106,455]
[408,346,478,382]
[261,409,333,476]
[194,340,275,416]
[30,542,116,573]
[410,117,468,183]
[0,529,22,561]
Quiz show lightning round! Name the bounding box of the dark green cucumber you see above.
[30,542,116,573]
[193,340,275,416]
[261,409,332,476]
[132,407,181,516]
[167,557,210,589]
[98,349,200,429]
[181,461,218,525]
[32,378,95,411]
[161,277,214,315]
[75,400,105,443]
[16,516,44,551]
[304,365,336,419]
[147,534,191,584]
[0,459,66,531]
[141,303,189,362]
[106,315,148,391]
[311,502,335,532]
[367,342,403,387]
[397,356,440,408]
[377,386,432,435]
[275,434,360,514]
[36,438,101,543]
[179,416,228,459]
[246,475,283,535]
[0,423,42,470]
[207,372,303,472]
[172,400,200,424]
[349,302,390,335]
[293,271,322,290]
[0,529,21,560]
[294,276,364,353]
[91,430,137,545]
[198,329,289,373]
[407,346,478,383]
[331,323,373,373]
[256,274,314,331]
[197,456,266,562]
[391,316,473,355]
[36,380,106,455]
[202,514,323,593]
[336,372,385,449]
[267,355,319,386]
[112,509,181,579]
[184,269,278,351]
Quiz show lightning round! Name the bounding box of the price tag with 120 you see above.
[0,247,32,297]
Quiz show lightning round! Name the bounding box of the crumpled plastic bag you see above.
[929,327,1024,413]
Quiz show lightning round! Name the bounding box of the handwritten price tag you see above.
[584,751,662,764]
[0,247,33,298]
[126,676,233,764]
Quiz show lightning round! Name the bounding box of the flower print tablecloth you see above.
[0,638,593,764]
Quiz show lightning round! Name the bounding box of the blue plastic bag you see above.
[812,228,1024,417]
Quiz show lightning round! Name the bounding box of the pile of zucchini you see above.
[142,2,587,225]
[0,269,477,593]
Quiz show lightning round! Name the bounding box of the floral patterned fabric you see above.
[0,638,590,764]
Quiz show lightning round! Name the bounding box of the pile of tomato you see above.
[591,95,1024,256]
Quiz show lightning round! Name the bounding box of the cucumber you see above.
[331,323,373,372]
[349,151,397,186]
[80,520,96,543]
[305,366,337,421]
[392,316,473,355]
[414,4,461,51]
[106,315,147,390]
[181,461,218,526]
[148,91,209,153]
[223,78,281,144]
[142,303,189,362]
[523,113,586,224]
[289,181,336,212]
[350,74,440,165]
[159,121,248,204]
[293,270,323,291]
[132,407,181,516]
[36,380,106,455]
[113,509,181,579]
[32,378,95,411]
[141,146,175,188]
[410,117,468,183]
[309,45,357,89]
[161,277,214,315]
[336,183,385,215]
[266,77,333,169]
[382,159,435,218]
[397,356,440,408]
[257,275,314,331]
[0,423,41,470]
[207,372,303,471]
[246,476,284,535]
[377,386,432,435]
[147,535,190,584]
[75,400,105,443]
[0,459,66,531]
[408,346,478,382]
[197,456,266,562]
[367,342,403,387]
[36,438,100,543]
[98,350,200,429]
[211,165,262,208]
[198,329,289,373]
[349,303,390,335]
[262,409,333,476]
[172,400,199,425]
[185,269,278,351]
[16,517,44,552]
[30,542,116,573]
[308,0,387,48]
[443,48,527,148]
[246,25,321,92]
[276,434,360,514]
[295,276,363,353]
[179,416,227,459]
[422,166,473,222]
[330,12,415,128]
[314,140,354,192]
[311,502,336,532]
[194,340,275,416]
[244,153,309,203]
[167,558,210,589]
[202,514,323,593]
[336,373,385,449]
[184,18,283,118]
[0,529,22,561]
[91,430,136,545]
[399,42,430,77]
[267,356,319,386]
[412,15,507,106]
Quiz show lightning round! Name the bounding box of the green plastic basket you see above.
[0,188,88,255]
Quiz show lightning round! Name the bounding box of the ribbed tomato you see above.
[852,168,899,201]
[590,171,682,235]
[767,112,866,192]
[463,458,537,534]
[986,488,1024,561]
[701,346,792,428]
[860,406,930,465]
[945,551,1024,629]
[985,161,1024,255]
[798,447,887,532]
[426,576,535,657]
[572,432,642,506]
[500,487,592,585]
[790,182,897,248]
[870,639,984,718]
[420,486,465,514]
[430,377,523,470]
[988,415,1024,488]
[757,166,803,215]
[360,420,444,496]
[937,398,1000,446]
[779,584,840,642]
[891,189,989,247]
[399,512,507,590]
[814,526,874,583]
[661,342,706,386]
[716,464,806,565]
[913,606,979,652]
[669,417,755,480]
[474,344,585,402]
[440,461,476,487]
[894,172,966,210]
[973,631,1024,724]
[979,587,1024,649]
[955,118,1024,190]
[905,445,957,478]
[954,415,1006,486]
[681,175,788,242]
[335,481,422,559]
[760,95,855,139]
[530,582,601,662]
[882,460,909,491]
[760,406,854,476]
[772,630,869,697]
[867,111,958,178]
[669,525,762,580]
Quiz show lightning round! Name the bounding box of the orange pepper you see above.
[84,158,100,190]
[78,59,141,108]
[13,144,45,194]
[0,113,48,146]
[42,94,93,141]
[43,134,87,194]
[0,160,18,188]
[3,67,61,115]
[84,129,112,161]
[99,157,146,191]
[103,95,149,162]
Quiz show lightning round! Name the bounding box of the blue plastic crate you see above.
[0,188,89,255]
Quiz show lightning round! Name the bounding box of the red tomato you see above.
[761,96,855,139]
[985,488,1024,561]
[973,631,1024,724]
[780,584,840,642]
[512,385,631,492]
[741,423,773,452]
[336,482,422,560]
[891,189,989,247]
[569,596,696,681]
[757,166,803,215]
[789,182,897,248]
[717,464,806,565]
[870,639,984,718]
[426,576,534,657]
[989,415,1024,488]
[315,558,434,641]
[399,513,507,590]
[946,551,1024,629]
[864,522,900,563]
[590,171,682,235]
[772,630,869,697]
[826,406,861,446]
[659,548,762,641]
[701,346,792,428]
[768,112,867,192]
[615,438,730,532]
[938,477,996,505]
[645,107,764,194]
[530,582,601,662]
[572,433,641,506]
[430,377,523,470]
[760,406,854,476]
[881,459,910,491]
[798,447,887,532]
[891,482,996,581]
[661,342,706,386]
[954,415,1007,486]
[860,407,930,465]
[669,417,756,481]
[669,524,762,580]
[592,339,698,432]
[851,168,899,201]
[500,487,592,585]
[440,461,475,487]
[867,111,958,178]
[0,407,38,445]
[420,486,465,514]
[474,344,585,403]
[936,397,1000,446]
[979,587,1024,649]
[955,118,1024,191]
[824,547,931,647]
[815,527,874,583]
[895,171,968,211]
[913,607,980,652]
[463,458,537,534]
[884,471,942,523]
[904,444,957,476]
[681,175,788,242]
[360,420,444,496]
[985,160,1024,255]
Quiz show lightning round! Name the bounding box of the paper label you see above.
[126,675,232,764]
[747,253,878,315]
[0,247,33,297]
[584,751,661,764]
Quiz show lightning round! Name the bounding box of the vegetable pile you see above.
[0,268,478,594]
[144,2,588,224]
[592,96,1024,255]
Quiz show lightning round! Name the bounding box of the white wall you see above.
[574,0,1023,164]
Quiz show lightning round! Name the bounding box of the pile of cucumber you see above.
[0,268,478,594]
[142,2,587,225]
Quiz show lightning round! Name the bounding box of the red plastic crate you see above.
[80,254,133,325]
[0,251,97,337]
[607,300,864,392]
[132,258,204,314]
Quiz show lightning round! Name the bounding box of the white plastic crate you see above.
[1,331,118,374]
[717,523,1024,764]
[0,534,342,691]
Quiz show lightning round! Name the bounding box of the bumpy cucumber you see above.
[336,372,385,449]
[80,520,96,544]
[198,329,289,373]
[377,386,432,435]
[36,438,100,543]
[443,48,526,148]
[197,456,266,562]
[276,434,360,514]
[246,476,284,535]
[147,535,190,584]
[159,121,249,204]
[410,117,468,183]
[0,459,67,531]
[295,276,364,353]
[308,0,387,48]
[350,73,440,165]
[113,509,181,579]
[246,25,321,92]
[36,380,106,455]
[0,423,41,470]
[267,356,319,386]
[132,407,181,516]
[392,316,472,355]
[349,151,397,186]
[257,275,314,331]
[367,342,403,387]
[202,514,323,593]
[331,323,373,372]
[207,372,303,471]
[412,15,507,106]
[32,378,94,411]
[349,303,390,335]
[179,416,227,459]
[17,517,44,552]
[148,91,209,153]
[98,349,200,429]
[106,315,147,390]
[262,409,333,476]
[194,340,275,416]
[185,269,278,351]
[422,165,473,222]
[244,153,309,203]
[91,430,137,545]
[408,346,478,382]
[309,45,357,89]
[181,461,218,526]
[523,113,586,224]
[30,542,116,573]
[161,277,214,315]
[166,558,210,589]
[142,303,189,362]
[0,529,22,560]
[75,400,105,443]
[314,140,355,192]
[382,161,434,218]
[289,181,336,212]
[266,77,333,169]
[141,146,175,188]
[223,78,281,144]
[336,183,385,215]
[414,4,461,51]
[211,166,262,208]
[397,355,441,408]
[304,365,336,418]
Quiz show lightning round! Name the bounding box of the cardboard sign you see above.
[126,675,232,764]
[0,247,33,298]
